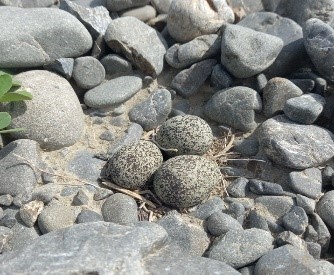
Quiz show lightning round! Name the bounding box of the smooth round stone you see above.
[167,0,234,42]
[316,190,334,231]
[120,5,156,22]
[210,64,234,90]
[154,115,213,156]
[72,57,105,89]
[206,212,243,237]
[76,210,103,223]
[106,141,163,189]
[106,0,149,11]
[84,76,142,108]
[227,178,249,198]
[283,93,325,124]
[151,0,172,14]
[189,196,226,220]
[282,206,309,235]
[153,155,221,208]
[8,70,84,150]
[100,54,132,75]
[101,193,138,225]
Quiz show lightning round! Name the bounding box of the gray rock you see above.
[106,0,149,11]
[72,57,105,89]
[288,168,323,199]
[221,24,283,78]
[154,155,221,208]
[101,193,138,225]
[106,141,163,189]
[204,86,262,132]
[165,34,221,69]
[309,213,331,252]
[151,0,172,14]
[0,226,12,254]
[306,242,321,259]
[254,245,324,275]
[93,188,113,201]
[84,76,142,108]
[227,178,249,198]
[283,93,325,124]
[318,260,334,275]
[19,200,44,228]
[31,183,59,204]
[100,54,132,75]
[276,231,307,251]
[189,196,226,220]
[171,59,217,98]
[290,71,327,95]
[249,179,284,196]
[211,64,234,90]
[322,165,334,187]
[258,115,334,169]
[238,266,255,275]
[70,0,107,8]
[227,202,246,225]
[233,139,259,156]
[43,58,74,80]
[7,70,84,150]
[72,190,90,206]
[99,130,114,141]
[0,140,41,197]
[105,16,167,76]
[37,203,79,234]
[59,0,111,39]
[120,5,156,22]
[206,211,243,237]
[255,196,294,220]
[167,0,234,42]
[154,115,213,156]
[316,190,334,231]
[0,0,56,7]
[290,79,315,93]
[129,89,172,131]
[263,77,303,118]
[76,209,103,223]
[0,195,13,207]
[304,225,318,244]
[282,206,308,235]
[257,73,268,93]
[296,194,316,214]
[156,211,209,256]
[248,210,270,232]
[209,228,274,269]
[0,7,92,68]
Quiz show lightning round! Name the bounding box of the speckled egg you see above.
[154,115,213,156]
[106,141,163,189]
[153,155,221,208]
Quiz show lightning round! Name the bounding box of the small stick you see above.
[222,177,229,197]
[139,202,154,222]
[213,134,235,159]
[138,190,162,205]
[225,158,267,163]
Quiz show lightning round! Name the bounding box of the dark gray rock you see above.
[19,200,44,228]
[204,86,262,132]
[206,211,243,237]
[156,211,209,256]
[306,242,321,259]
[233,139,259,157]
[283,93,325,124]
[263,77,303,118]
[224,198,255,210]
[99,130,114,141]
[282,206,308,235]
[322,165,334,187]
[0,7,92,68]
[171,59,217,98]
[76,209,103,223]
[304,225,318,243]
[100,54,132,76]
[227,178,249,198]
[309,213,331,252]
[255,196,294,220]
[316,190,334,231]
[290,72,327,95]
[221,24,283,78]
[106,0,149,11]
[84,76,142,108]
[167,0,234,43]
[105,17,167,76]
[165,35,221,69]
[151,0,172,14]
[248,210,270,232]
[211,64,234,90]
[120,5,156,22]
[189,196,226,220]
[228,202,246,225]
[72,190,90,206]
[72,56,105,90]
[290,79,315,93]
[60,0,111,39]
[288,168,323,199]
[129,89,172,131]
[208,228,274,269]
[43,58,74,80]
[296,194,315,214]
[0,195,13,207]
[101,193,138,225]
[258,115,334,169]
[249,179,284,196]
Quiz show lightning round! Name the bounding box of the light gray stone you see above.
[0,0,56,7]
[255,196,294,220]
[72,190,90,206]
[206,211,243,237]
[120,5,156,22]
[151,0,172,14]
[316,190,334,231]
[0,195,13,207]
[0,7,92,68]
[19,200,44,228]
[275,231,307,252]
[189,196,226,220]
[211,64,234,90]
[296,194,316,214]
[106,0,149,11]
[309,213,331,252]
[76,209,103,223]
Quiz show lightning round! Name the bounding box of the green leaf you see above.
[0,128,25,134]
[11,79,21,87]
[0,112,11,130]
[0,90,33,102]
[0,73,12,98]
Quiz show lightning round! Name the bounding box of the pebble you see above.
[227,202,246,225]
[258,115,334,169]
[210,64,234,90]
[309,213,331,252]
[233,138,259,156]
[276,231,308,252]
[282,206,309,235]
[19,200,44,228]
[221,24,283,78]
[43,58,74,80]
[263,77,303,118]
[248,179,284,196]
[204,86,262,132]
[248,210,270,232]
[101,193,138,225]
[154,155,221,208]
[227,177,249,198]
[206,211,243,237]
[208,228,274,269]
[189,196,226,220]
[31,183,59,204]
[100,54,132,76]
[99,130,114,141]
[290,79,315,93]
[156,211,209,256]
[84,76,142,108]
[0,195,13,207]
[167,0,234,42]
[76,209,103,224]
[72,190,90,206]
[296,194,316,214]
[0,7,92,68]
[105,16,167,76]
[7,70,85,150]
[106,141,163,189]
[154,115,213,156]
[120,5,157,22]
[129,88,172,131]
[151,0,172,14]
[316,190,334,231]
[0,226,12,254]
[255,196,294,220]
[322,165,334,187]
[171,59,217,98]
[288,168,323,199]
[93,188,113,201]
[106,0,149,11]
[72,57,105,89]
[306,242,321,259]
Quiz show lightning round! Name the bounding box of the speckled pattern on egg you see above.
[153,155,221,208]
[154,115,213,156]
[106,141,163,189]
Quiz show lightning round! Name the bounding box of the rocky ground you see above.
[0,0,334,274]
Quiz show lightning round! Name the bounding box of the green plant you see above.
[0,71,32,134]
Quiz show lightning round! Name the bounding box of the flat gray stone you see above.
[105,17,167,76]
[282,206,308,235]
[84,76,142,108]
[255,196,294,220]
[100,54,132,76]
[249,179,284,196]
[227,178,249,198]
[296,194,316,214]
[206,211,243,237]
[204,86,262,132]
[72,190,90,206]
[221,24,283,78]
[211,64,234,90]
[120,5,157,22]
[258,115,334,169]
[7,70,85,150]
[106,0,149,11]
[76,209,103,223]
[233,139,259,156]
[309,213,331,252]
[208,228,274,269]
[0,7,92,68]
[316,190,334,231]
[129,88,172,131]
[189,196,226,220]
